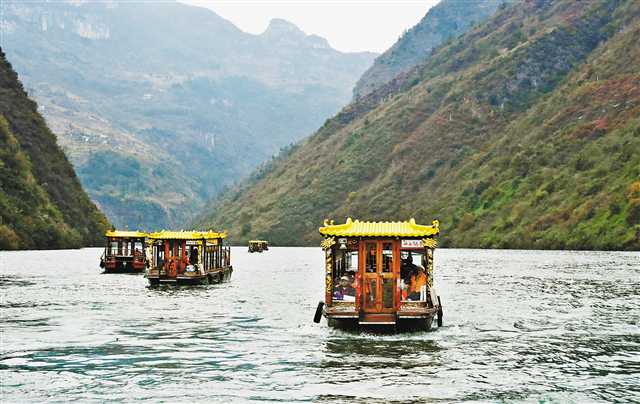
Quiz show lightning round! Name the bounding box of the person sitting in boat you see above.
[401,253,417,283]
[134,248,143,257]
[408,267,427,301]
[167,256,177,276]
[333,275,356,301]
[190,247,199,265]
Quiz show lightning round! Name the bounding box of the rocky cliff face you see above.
[0,49,110,250]
[196,0,640,251]
[1,1,376,230]
[353,0,513,99]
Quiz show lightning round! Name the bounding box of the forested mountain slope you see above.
[353,0,513,99]
[196,0,640,250]
[0,50,109,249]
[1,1,375,229]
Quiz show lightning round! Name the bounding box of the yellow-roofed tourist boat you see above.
[100,230,148,274]
[145,231,232,286]
[248,240,269,253]
[313,218,443,332]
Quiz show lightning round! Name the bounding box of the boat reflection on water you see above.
[1,248,638,402]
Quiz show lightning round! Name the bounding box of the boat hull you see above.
[324,304,439,333]
[102,259,145,274]
[326,314,435,332]
[147,266,233,286]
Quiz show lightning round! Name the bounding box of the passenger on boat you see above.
[346,270,357,288]
[408,268,427,301]
[333,275,356,301]
[190,247,199,265]
[401,253,417,283]
[168,257,177,276]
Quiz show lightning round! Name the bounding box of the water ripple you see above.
[0,248,638,402]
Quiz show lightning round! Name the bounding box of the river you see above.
[1,247,638,402]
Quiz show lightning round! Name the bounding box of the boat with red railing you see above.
[100,230,148,274]
[145,230,232,286]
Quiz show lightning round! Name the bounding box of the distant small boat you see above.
[313,218,443,332]
[248,240,269,253]
[145,231,232,286]
[100,230,148,274]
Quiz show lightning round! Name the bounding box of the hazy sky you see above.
[180,0,440,53]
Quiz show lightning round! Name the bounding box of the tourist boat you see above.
[313,218,443,331]
[248,240,269,253]
[145,231,232,286]
[99,230,148,274]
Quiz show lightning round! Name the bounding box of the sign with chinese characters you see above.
[401,239,423,249]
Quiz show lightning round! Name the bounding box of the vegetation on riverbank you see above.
[0,50,110,249]
[196,0,640,250]
[353,0,513,99]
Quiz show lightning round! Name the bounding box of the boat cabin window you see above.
[332,245,358,302]
[109,240,119,255]
[202,243,222,270]
[134,241,143,255]
[400,249,428,302]
[334,249,358,273]
[365,242,376,273]
[382,242,393,273]
[382,278,394,309]
[364,278,377,309]
[153,243,165,267]
[185,245,199,265]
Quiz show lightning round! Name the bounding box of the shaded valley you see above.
[1,1,375,229]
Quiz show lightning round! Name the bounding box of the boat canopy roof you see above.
[148,230,227,240]
[105,230,148,238]
[249,240,268,243]
[319,218,439,238]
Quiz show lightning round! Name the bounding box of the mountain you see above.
[0,49,110,250]
[195,0,640,251]
[353,0,513,99]
[0,1,376,230]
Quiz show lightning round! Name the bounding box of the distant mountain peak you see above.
[262,18,305,37]
[260,18,332,49]
[307,34,331,49]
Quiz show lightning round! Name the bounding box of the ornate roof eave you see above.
[319,218,439,238]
